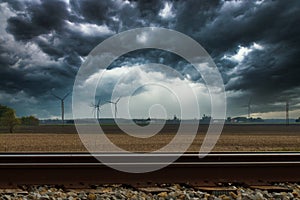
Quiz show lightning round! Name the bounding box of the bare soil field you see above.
[0,124,300,152]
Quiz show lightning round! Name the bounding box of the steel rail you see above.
[0,152,300,187]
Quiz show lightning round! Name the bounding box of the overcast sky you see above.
[0,0,299,119]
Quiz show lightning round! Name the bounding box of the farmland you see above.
[0,124,300,152]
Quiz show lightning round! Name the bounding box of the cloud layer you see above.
[0,0,299,118]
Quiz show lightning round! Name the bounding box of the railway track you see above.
[0,152,300,188]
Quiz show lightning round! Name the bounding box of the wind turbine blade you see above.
[62,91,71,100]
[92,109,96,118]
[97,99,101,106]
[116,97,121,103]
[51,92,62,100]
[90,102,96,107]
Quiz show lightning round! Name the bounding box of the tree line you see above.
[0,104,39,133]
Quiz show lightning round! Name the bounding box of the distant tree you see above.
[0,104,9,117]
[296,117,300,123]
[226,117,232,122]
[21,116,39,126]
[173,115,178,120]
[0,105,20,133]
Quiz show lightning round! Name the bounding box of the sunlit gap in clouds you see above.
[75,49,212,120]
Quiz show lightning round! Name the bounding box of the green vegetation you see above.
[0,105,39,133]
[0,104,20,133]
[20,115,39,126]
[296,117,300,122]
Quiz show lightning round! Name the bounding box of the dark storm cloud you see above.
[69,0,117,24]
[6,0,69,40]
[174,0,300,114]
[227,1,300,107]
[5,0,114,59]
[1,0,300,118]
[0,62,75,96]
[226,45,300,97]
[1,0,104,101]
[177,1,296,55]
[106,49,200,82]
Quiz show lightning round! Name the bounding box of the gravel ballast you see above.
[0,183,300,200]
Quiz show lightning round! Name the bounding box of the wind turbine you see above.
[286,99,289,126]
[51,91,70,125]
[247,97,252,118]
[242,97,252,119]
[107,97,121,119]
[90,99,101,120]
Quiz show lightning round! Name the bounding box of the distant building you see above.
[40,119,62,125]
[230,117,264,123]
[199,114,212,123]
[166,115,180,124]
[232,117,248,123]
[133,117,151,126]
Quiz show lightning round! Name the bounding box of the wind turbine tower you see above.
[247,97,251,118]
[51,91,70,125]
[107,97,121,119]
[91,99,101,120]
[286,99,289,126]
